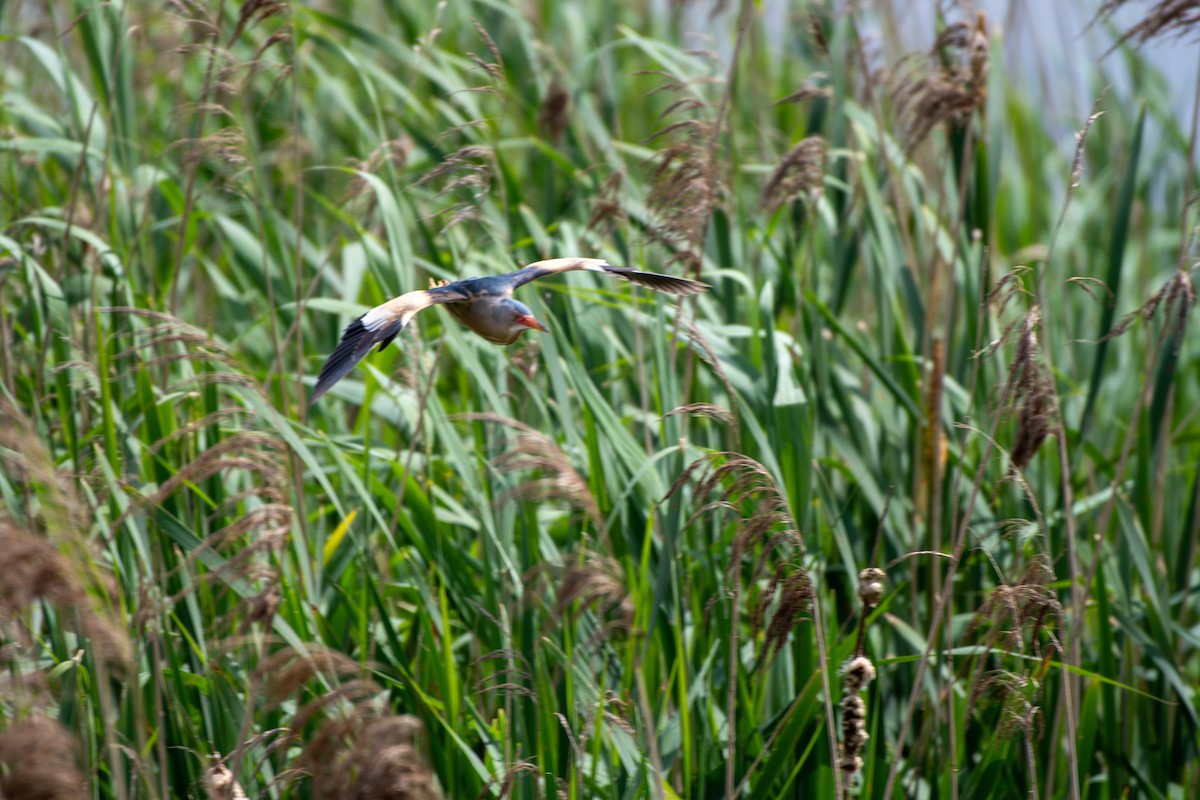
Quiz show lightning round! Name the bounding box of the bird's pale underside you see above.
[309,257,708,404]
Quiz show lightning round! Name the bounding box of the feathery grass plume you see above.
[239,582,282,632]
[681,318,743,450]
[0,523,131,666]
[0,405,130,667]
[893,11,989,147]
[642,53,724,274]
[302,712,441,799]
[670,452,807,662]
[468,19,507,92]
[254,646,366,708]
[476,760,539,800]
[229,0,287,44]
[205,753,249,800]
[1096,267,1195,347]
[471,648,535,701]
[1005,307,1052,470]
[0,716,86,800]
[1096,0,1200,50]
[347,716,441,800]
[586,171,628,235]
[554,556,635,640]
[413,145,497,231]
[342,136,415,209]
[965,557,1061,662]
[256,645,438,799]
[459,413,603,531]
[773,72,832,107]
[963,555,1061,782]
[759,135,826,212]
[662,402,736,427]
[758,569,814,667]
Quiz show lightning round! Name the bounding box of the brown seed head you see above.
[205,753,249,800]
[0,716,85,800]
[843,656,877,693]
[538,80,570,142]
[858,567,886,607]
[760,135,826,212]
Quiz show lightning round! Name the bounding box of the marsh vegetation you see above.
[0,1,1197,798]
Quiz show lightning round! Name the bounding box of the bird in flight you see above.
[309,257,707,404]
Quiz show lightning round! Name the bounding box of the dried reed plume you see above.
[256,646,441,798]
[1096,0,1200,50]
[554,556,635,641]
[756,567,814,667]
[460,413,602,531]
[230,0,287,44]
[962,556,1060,792]
[1006,308,1052,470]
[773,73,832,107]
[413,145,496,231]
[345,716,441,800]
[642,57,724,274]
[468,19,507,92]
[966,557,1061,668]
[0,523,131,665]
[0,715,86,800]
[893,11,989,147]
[760,135,826,212]
[477,760,539,800]
[586,171,628,235]
[668,452,808,663]
[1097,268,1195,348]
[299,712,441,800]
[472,648,535,701]
[254,646,367,708]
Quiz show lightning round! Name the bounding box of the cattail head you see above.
[205,753,248,800]
[857,567,886,608]
[843,656,877,693]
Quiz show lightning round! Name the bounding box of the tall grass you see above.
[1,1,1197,798]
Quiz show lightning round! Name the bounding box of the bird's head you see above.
[506,299,547,336]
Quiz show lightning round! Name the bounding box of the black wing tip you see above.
[603,265,710,296]
[309,316,378,406]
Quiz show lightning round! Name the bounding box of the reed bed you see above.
[0,1,1197,797]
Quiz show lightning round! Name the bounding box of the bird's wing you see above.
[309,283,470,404]
[507,257,708,296]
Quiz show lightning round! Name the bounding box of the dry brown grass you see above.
[0,716,86,800]
[460,413,603,532]
[892,11,989,147]
[1097,0,1200,49]
[759,135,826,213]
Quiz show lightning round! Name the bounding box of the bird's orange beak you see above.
[516,314,547,332]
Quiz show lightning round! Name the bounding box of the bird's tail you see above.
[309,312,406,405]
